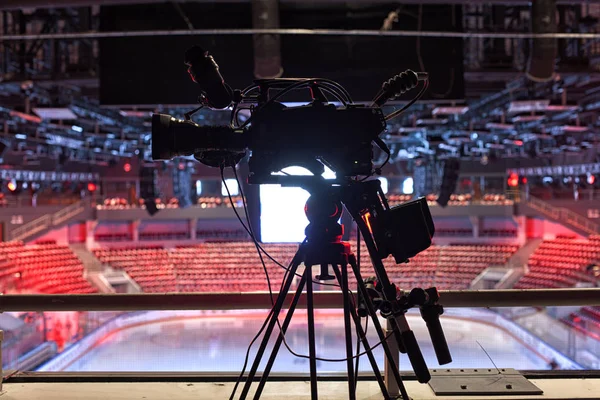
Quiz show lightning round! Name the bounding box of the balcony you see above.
[1,289,600,399]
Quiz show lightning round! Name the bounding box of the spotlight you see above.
[378,177,389,194]
[402,177,414,194]
[7,180,17,192]
[587,174,596,185]
[221,178,239,196]
[507,173,519,188]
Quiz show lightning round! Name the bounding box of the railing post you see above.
[0,330,3,391]
[384,318,400,397]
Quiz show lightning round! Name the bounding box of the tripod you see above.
[236,181,450,400]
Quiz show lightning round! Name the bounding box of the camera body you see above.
[245,102,386,183]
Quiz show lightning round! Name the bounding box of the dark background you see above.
[99,2,464,105]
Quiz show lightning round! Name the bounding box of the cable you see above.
[238,78,352,129]
[223,170,397,366]
[384,79,429,122]
[228,306,275,400]
[220,168,339,288]
[227,167,366,363]
[353,224,363,390]
[226,166,299,399]
[354,318,369,391]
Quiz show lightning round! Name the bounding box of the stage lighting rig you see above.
[152,45,448,400]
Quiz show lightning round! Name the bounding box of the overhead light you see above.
[378,177,388,194]
[511,115,544,122]
[32,108,77,120]
[507,173,519,188]
[561,125,589,133]
[416,118,448,125]
[222,178,239,196]
[402,177,414,194]
[71,125,83,133]
[507,100,550,114]
[9,110,42,124]
[119,110,151,118]
[587,174,596,185]
[15,134,27,140]
[485,122,515,131]
[431,106,468,116]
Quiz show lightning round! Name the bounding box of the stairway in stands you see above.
[70,243,115,293]
[9,199,93,242]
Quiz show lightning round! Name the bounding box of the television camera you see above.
[152,45,450,400]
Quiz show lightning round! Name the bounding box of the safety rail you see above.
[9,199,88,242]
[3,288,600,398]
[9,214,51,242]
[1,288,600,312]
[525,194,600,235]
[52,198,87,226]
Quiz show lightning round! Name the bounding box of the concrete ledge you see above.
[2,379,600,400]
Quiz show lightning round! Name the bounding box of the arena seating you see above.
[532,235,600,339]
[0,241,96,294]
[97,194,510,210]
[95,242,518,293]
[97,196,244,210]
[94,247,178,292]
[365,243,518,290]
[387,193,512,207]
[514,236,600,289]
[564,306,600,341]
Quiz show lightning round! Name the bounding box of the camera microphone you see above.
[185,46,233,110]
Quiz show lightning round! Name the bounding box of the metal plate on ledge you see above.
[428,368,543,396]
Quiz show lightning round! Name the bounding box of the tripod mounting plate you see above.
[428,368,543,396]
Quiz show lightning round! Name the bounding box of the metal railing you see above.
[9,199,88,242]
[525,194,600,235]
[1,288,600,312]
[9,214,52,242]
[52,198,87,226]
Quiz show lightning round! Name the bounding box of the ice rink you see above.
[54,308,555,373]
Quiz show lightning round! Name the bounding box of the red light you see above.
[514,140,524,146]
[123,163,131,172]
[7,180,17,192]
[87,183,97,192]
[588,175,596,185]
[363,212,373,234]
[522,177,528,184]
[507,173,519,188]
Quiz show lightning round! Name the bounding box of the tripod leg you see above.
[238,255,302,400]
[350,257,411,400]
[252,272,308,400]
[331,264,392,400]
[340,263,356,400]
[305,265,319,400]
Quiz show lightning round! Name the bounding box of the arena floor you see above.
[51,309,553,373]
